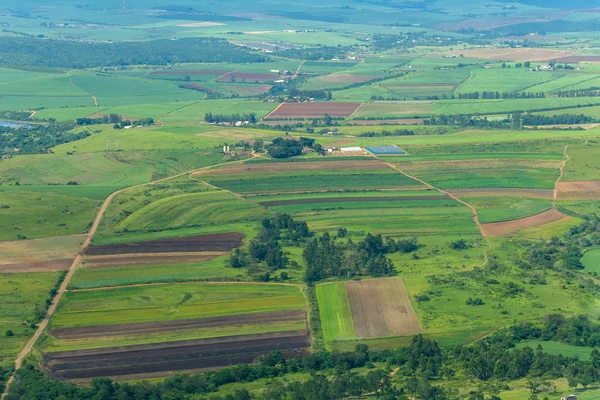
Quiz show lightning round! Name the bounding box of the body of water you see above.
[0,120,31,128]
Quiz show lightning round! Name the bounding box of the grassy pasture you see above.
[515,340,593,361]
[0,191,99,241]
[582,248,600,274]
[316,283,357,341]
[456,68,566,94]
[0,272,61,364]
[52,283,305,327]
[562,142,600,182]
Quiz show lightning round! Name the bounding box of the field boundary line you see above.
[0,155,260,399]
[292,60,305,80]
[381,159,489,267]
[553,144,569,205]
[453,68,473,98]
[69,280,303,292]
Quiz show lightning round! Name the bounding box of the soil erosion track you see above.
[1,156,258,399]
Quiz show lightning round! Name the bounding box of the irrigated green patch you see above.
[53,283,305,327]
[316,282,357,341]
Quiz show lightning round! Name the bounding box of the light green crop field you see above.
[562,142,600,182]
[52,283,305,327]
[515,340,594,361]
[456,68,566,94]
[69,257,248,289]
[316,282,357,341]
[0,272,61,364]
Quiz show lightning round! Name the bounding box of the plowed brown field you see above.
[481,208,566,237]
[45,330,310,379]
[86,233,244,256]
[0,258,73,273]
[346,278,421,338]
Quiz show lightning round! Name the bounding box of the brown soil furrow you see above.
[481,208,566,237]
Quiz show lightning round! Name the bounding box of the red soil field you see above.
[317,74,380,84]
[45,330,311,379]
[481,208,566,237]
[265,102,362,119]
[85,233,245,256]
[383,83,456,88]
[50,310,307,339]
[346,278,421,338]
[196,160,387,176]
[258,195,447,207]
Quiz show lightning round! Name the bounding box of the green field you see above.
[582,248,600,274]
[515,340,594,361]
[316,283,357,341]
[52,283,305,327]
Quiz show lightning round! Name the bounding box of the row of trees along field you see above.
[8,315,600,399]
[458,89,600,99]
[425,113,593,128]
[204,112,257,124]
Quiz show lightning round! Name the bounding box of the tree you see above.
[323,113,333,126]
[253,139,264,152]
[5,330,13,337]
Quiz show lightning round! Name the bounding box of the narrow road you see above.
[553,145,569,205]
[381,160,489,267]
[292,60,305,80]
[92,96,98,107]
[1,156,257,399]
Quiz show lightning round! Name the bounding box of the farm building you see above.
[341,147,362,152]
[366,146,405,155]
[561,396,576,400]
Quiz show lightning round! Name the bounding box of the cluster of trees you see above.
[457,91,546,99]
[0,37,266,69]
[304,233,418,283]
[286,89,333,100]
[204,112,257,124]
[265,137,321,158]
[0,122,89,155]
[359,129,415,137]
[521,113,593,125]
[228,214,310,281]
[76,114,123,126]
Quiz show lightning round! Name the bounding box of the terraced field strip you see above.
[346,278,421,338]
[557,180,600,200]
[194,159,388,176]
[258,195,450,207]
[50,309,307,339]
[83,251,226,268]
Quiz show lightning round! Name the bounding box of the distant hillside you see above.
[496,0,598,9]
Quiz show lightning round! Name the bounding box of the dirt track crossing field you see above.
[86,233,245,255]
[195,160,388,176]
[50,309,307,339]
[44,330,310,379]
[264,102,362,119]
[481,208,566,237]
[346,278,421,338]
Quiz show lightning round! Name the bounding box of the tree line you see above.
[425,112,594,129]
[0,37,267,69]
[204,112,257,124]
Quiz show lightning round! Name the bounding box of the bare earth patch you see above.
[349,118,424,125]
[557,180,600,199]
[196,160,388,176]
[0,259,73,273]
[346,278,421,338]
[481,208,566,237]
[317,74,380,84]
